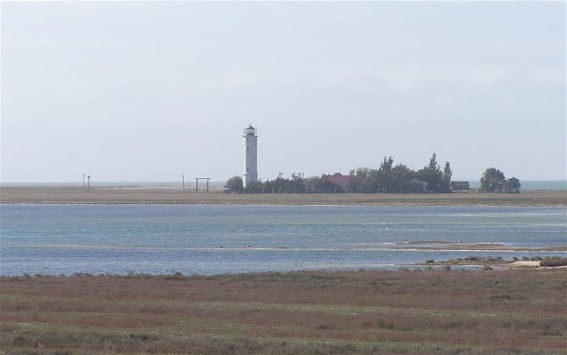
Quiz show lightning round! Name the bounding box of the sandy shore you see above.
[0,185,565,205]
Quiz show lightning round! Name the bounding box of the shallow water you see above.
[1,204,565,275]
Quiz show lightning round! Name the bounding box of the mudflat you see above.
[1,269,565,354]
[1,186,565,206]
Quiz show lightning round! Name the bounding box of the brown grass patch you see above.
[1,269,566,354]
[1,186,565,206]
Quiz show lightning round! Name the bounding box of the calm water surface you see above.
[1,204,565,275]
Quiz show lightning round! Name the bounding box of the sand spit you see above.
[393,241,567,252]
[1,186,565,206]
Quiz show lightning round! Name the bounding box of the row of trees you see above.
[226,174,335,194]
[226,153,454,194]
[226,155,522,194]
[348,153,453,193]
[480,168,521,193]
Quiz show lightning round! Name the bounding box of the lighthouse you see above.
[243,125,258,188]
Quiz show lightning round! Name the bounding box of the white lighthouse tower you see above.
[243,125,258,188]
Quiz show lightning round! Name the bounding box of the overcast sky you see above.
[2,1,565,183]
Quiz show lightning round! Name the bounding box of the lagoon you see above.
[1,204,565,276]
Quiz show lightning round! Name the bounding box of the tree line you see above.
[226,154,521,194]
[227,153,450,194]
[343,153,453,193]
[480,168,521,193]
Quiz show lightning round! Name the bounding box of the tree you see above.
[304,175,332,193]
[390,164,414,193]
[480,168,506,192]
[441,161,453,193]
[374,156,394,192]
[244,180,263,193]
[349,168,372,193]
[290,173,305,193]
[503,177,521,193]
[417,153,443,192]
[225,176,243,193]
[428,153,439,171]
[271,176,289,193]
[409,178,427,193]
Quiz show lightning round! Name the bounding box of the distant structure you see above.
[451,181,470,191]
[83,172,92,192]
[195,177,211,193]
[243,125,258,188]
[328,173,350,192]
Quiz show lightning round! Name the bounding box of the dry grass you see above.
[1,269,566,354]
[0,186,565,206]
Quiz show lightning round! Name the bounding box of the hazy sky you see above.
[2,1,565,183]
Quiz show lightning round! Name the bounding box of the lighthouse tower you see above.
[243,125,258,188]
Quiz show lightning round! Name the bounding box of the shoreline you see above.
[391,242,567,252]
[1,186,565,206]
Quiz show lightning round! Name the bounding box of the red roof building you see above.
[328,173,350,185]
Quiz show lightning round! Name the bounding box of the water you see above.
[1,204,565,276]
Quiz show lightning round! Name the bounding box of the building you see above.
[328,173,350,192]
[451,181,470,191]
[243,125,258,188]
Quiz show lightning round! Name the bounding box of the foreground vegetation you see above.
[1,269,565,354]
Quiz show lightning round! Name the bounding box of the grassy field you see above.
[1,269,566,354]
[0,186,565,206]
